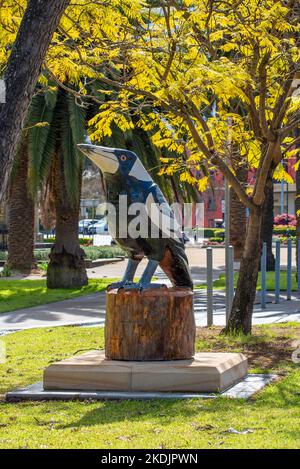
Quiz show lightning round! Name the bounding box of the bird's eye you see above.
[120,155,127,161]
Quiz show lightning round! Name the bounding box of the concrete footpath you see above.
[1,246,299,334]
[0,289,299,334]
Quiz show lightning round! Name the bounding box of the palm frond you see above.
[60,93,86,205]
[67,94,86,160]
[27,90,57,196]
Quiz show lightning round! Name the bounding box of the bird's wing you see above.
[145,190,182,240]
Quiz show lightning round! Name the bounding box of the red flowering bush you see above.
[274,214,296,226]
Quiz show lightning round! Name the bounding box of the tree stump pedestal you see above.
[105,288,195,361]
[44,288,248,393]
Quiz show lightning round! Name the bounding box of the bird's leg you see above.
[107,258,140,291]
[121,260,168,291]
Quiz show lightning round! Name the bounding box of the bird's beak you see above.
[77,144,119,174]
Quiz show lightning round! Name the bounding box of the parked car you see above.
[88,220,109,235]
[78,219,97,234]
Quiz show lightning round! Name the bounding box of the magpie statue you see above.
[78,144,193,291]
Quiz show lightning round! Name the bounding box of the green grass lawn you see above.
[0,324,299,448]
[0,279,115,314]
[197,271,298,291]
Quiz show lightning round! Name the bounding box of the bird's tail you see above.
[159,244,193,290]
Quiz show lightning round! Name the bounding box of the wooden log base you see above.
[105,287,195,361]
[43,351,248,393]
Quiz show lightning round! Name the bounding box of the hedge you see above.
[273,226,296,236]
[208,237,224,243]
[193,228,225,238]
[278,236,296,244]
[0,245,125,263]
[43,237,93,245]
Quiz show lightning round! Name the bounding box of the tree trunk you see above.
[7,144,36,271]
[261,176,275,271]
[230,166,247,261]
[47,154,87,289]
[105,288,195,360]
[224,206,262,334]
[0,0,69,199]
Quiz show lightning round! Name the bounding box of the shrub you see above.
[194,228,225,238]
[0,265,11,277]
[208,237,224,243]
[43,237,93,246]
[34,249,50,261]
[278,236,296,244]
[274,226,296,236]
[0,251,6,261]
[0,246,125,263]
[43,237,55,243]
[83,245,125,260]
[274,214,296,226]
[214,229,225,238]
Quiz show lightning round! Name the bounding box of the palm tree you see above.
[27,87,88,288]
[6,141,36,271]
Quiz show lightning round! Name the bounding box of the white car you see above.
[78,219,97,234]
[88,220,109,234]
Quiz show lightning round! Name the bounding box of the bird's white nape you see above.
[129,158,153,182]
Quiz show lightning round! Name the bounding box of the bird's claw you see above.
[139,283,168,291]
[107,282,168,292]
[120,282,168,292]
[106,281,133,291]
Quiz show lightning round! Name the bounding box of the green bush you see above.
[0,245,125,264]
[43,237,55,243]
[0,265,11,277]
[214,229,225,238]
[208,237,224,243]
[34,249,51,261]
[278,236,296,244]
[83,245,125,260]
[43,237,92,245]
[198,228,225,238]
[274,226,296,236]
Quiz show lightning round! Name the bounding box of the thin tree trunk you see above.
[7,143,36,271]
[0,0,69,199]
[224,137,280,335]
[261,176,275,271]
[295,129,300,278]
[230,166,247,261]
[47,153,87,289]
[224,206,262,334]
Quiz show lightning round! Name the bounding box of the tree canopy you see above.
[1,1,299,198]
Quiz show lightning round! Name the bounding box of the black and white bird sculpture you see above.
[78,144,193,291]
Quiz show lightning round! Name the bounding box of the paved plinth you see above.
[6,374,276,402]
[43,350,248,393]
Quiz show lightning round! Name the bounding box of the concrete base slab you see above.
[43,351,248,393]
[5,374,277,402]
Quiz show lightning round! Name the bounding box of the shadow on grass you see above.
[59,399,203,430]
[57,371,299,431]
